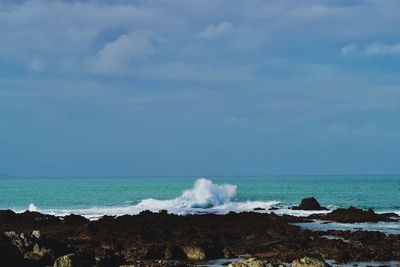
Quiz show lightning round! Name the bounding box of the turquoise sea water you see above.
[0,176,399,218]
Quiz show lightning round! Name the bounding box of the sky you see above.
[0,0,399,177]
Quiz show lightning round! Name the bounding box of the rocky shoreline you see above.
[0,199,399,267]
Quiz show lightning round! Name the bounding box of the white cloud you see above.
[1,0,400,76]
[90,31,155,75]
[341,42,400,55]
[365,42,400,55]
[198,22,234,38]
[341,43,358,55]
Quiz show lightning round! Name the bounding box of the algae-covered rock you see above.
[181,245,206,260]
[292,257,326,267]
[54,253,78,267]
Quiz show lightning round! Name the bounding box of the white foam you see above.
[181,178,236,208]
[28,203,37,212]
[18,179,333,220]
[28,179,281,219]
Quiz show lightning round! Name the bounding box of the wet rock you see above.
[53,253,78,267]
[292,257,327,267]
[292,198,327,211]
[181,245,206,260]
[253,207,266,211]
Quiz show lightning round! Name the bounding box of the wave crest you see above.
[23,178,281,219]
[181,178,236,208]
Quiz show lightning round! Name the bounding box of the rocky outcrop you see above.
[292,257,327,267]
[0,209,399,266]
[292,198,327,211]
[311,206,399,223]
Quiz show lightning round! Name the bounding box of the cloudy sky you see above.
[0,0,399,177]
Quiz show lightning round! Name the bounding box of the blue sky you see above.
[0,0,399,177]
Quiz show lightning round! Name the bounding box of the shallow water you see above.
[294,220,400,235]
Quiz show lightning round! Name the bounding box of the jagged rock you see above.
[292,257,326,267]
[292,198,327,211]
[181,245,206,260]
[4,231,30,251]
[53,253,78,267]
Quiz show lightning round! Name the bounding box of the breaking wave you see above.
[21,178,329,220]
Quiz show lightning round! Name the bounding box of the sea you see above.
[1,175,399,220]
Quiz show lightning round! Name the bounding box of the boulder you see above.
[32,230,41,239]
[292,198,327,211]
[181,245,206,260]
[53,253,78,267]
[292,257,326,267]
[24,245,53,266]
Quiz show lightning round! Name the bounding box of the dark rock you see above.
[0,208,399,265]
[164,245,186,260]
[0,234,26,266]
[0,209,16,220]
[97,252,124,267]
[292,197,328,211]
[311,206,397,223]
[63,214,89,225]
[222,247,234,258]
[253,207,266,211]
